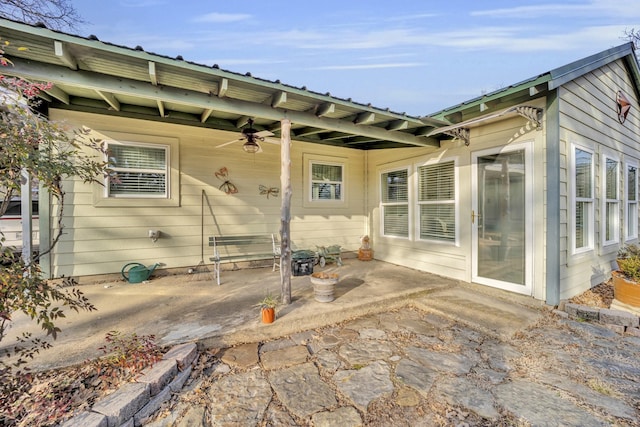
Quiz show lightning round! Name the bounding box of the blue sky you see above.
[71,0,640,116]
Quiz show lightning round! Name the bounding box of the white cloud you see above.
[471,0,640,19]
[312,62,424,70]
[193,13,251,23]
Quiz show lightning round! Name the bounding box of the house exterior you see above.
[1,18,639,305]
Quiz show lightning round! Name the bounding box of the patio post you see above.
[280,118,292,304]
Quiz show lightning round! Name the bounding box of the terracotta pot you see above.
[261,307,275,324]
[612,271,640,308]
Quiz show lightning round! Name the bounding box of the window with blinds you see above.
[603,156,619,244]
[417,161,455,242]
[626,163,638,240]
[107,142,168,197]
[381,169,408,237]
[311,162,343,201]
[574,147,594,251]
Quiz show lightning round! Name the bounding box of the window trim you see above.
[379,166,410,239]
[600,151,620,248]
[414,157,457,245]
[93,132,180,208]
[105,140,170,199]
[570,142,595,255]
[624,159,639,242]
[303,154,347,208]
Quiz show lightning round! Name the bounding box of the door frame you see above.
[471,141,534,295]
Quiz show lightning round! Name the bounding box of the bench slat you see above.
[209,234,280,285]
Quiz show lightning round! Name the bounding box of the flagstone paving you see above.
[150,307,640,426]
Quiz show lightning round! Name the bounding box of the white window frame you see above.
[303,154,347,208]
[105,140,170,199]
[415,158,457,244]
[380,167,410,239]
[93,132,179,208]
[625,160,639,241]
[570,143,595,255]
[601,152,620,247]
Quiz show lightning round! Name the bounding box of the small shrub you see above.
[93,331,163,389]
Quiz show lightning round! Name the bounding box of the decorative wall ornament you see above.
[259,185,280,198]
[215,167,238,194]
[617,90,631,124]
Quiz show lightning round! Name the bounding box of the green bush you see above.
[617,244,640,282]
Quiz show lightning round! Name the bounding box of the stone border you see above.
[60,343,198,427]
[555,302,640,337]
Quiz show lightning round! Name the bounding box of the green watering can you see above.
[121,262,159,284]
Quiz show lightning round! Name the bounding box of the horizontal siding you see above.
[366,102,547,290]
[558,58,640,298]
[46,110,366,278]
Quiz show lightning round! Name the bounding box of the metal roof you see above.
[0,18,446,150]
[429,42,640,125]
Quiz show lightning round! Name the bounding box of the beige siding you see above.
[366,98,547,299]
[47,110,366,277]
[558,59,640,299]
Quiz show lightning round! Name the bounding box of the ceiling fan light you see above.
[243,140,260,153]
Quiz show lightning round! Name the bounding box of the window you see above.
[602,155,619,246]
[573,146,594,253]
[417,161,455,242]
[310,162,343,201]
[381,169,409,238]
[625,162,638,241]
[107,142,169,198]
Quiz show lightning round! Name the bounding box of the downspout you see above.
[545,91,561,306]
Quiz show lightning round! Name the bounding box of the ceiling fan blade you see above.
[263,137,281,145]
[216,138,243,148]
[254,130,274,138]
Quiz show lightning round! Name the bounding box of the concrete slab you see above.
[1,259,545,371]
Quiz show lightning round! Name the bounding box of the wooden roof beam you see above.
[42,84,69,104]
[157,100,165,117]
[316,102,335,117]
[6,59,437,147]
[354,112,375,125]
[95,90,120,111]
[386,119,408,131]
[149,61,158,85]
[54,41,77,70]
[218,78,228,98]
[271,91,287,108]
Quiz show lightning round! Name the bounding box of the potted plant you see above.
[256,292,278,323]
[310,272,339,303]
[613,244,640,309]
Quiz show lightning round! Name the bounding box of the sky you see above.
[69,0,640,117]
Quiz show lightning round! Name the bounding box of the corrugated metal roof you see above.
[0,18,446,150]
[429,42,640,126]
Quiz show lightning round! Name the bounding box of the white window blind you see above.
[418,161,455,242]
[626,164,638,240]
[574,147,593,251]
[381,169,408,237]
[108,143,168,197]
[603,157,619,244]
[311,163,343,201]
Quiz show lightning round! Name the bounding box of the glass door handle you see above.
[471,210,481,224]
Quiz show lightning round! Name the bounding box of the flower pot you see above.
[310,272,339,302]
[261,307,275,324]
[612,271,640,308]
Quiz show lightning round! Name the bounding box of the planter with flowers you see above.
[613,244,640,310]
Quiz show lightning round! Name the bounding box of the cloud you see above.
[193,13,251,23]
[312,62,424,70]
[471,0,640,19]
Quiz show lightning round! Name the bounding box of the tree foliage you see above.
[0,32,107,426]
[0,0,83,30]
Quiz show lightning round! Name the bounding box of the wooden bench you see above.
[209,234,280,285]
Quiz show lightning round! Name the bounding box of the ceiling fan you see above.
[216,118,278,153]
